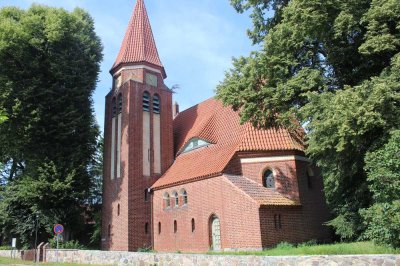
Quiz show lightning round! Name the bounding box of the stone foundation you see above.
[40,249,400,266]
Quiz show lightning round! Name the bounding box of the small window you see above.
[174,220,177,233]
[274,214,282,229]
[306,165,314,189]
[145,222,149,234]
[181,189,188,205]
[191,218,195,232]
[117,204,120,216]
[158,222,161,234]
[153,95,160,114]
[143,92,150,112]
[144,189,149,202]
[108,224,111,237]
[164,193,170,208]
[173,191,179,207]
[118,94,123,114]
[112,98,117,118]
[263,170,275,188]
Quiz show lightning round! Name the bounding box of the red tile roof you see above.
[152,98,304,189]
[112,0,163,70]
[223,175,299,206]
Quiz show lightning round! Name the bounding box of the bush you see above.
[137,246,153,253]
[361,201,400,248]
[48,239,84,249]
[0,245,11,250]
[276,242,294,249]
[362,130,400,248]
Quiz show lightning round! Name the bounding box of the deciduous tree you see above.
[217,0,400,242]
[0,4,103,247]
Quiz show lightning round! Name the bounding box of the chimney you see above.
[173,102,179,118]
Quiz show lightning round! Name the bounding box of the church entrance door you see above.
[210,215,221,251]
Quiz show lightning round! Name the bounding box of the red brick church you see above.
[102,0,331,252]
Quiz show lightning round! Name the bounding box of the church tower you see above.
[102,0,174,251]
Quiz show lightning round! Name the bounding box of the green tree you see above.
[0,4,102,247]
[360,130,400,247]
[217,0,399,241]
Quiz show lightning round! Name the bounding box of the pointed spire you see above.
[112,0,164,74]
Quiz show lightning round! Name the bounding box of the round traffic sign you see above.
[54,224,64,235]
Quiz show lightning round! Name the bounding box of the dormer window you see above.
[182,138,211,153]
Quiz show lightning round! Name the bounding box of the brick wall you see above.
[239,153,301,201]
[153,175,262,252]
[258,160,331,248]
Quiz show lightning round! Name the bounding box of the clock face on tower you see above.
[145,73,158,87]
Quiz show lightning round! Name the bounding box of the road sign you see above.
[54,224,64,235]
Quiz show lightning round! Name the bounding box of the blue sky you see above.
[1,0,259,132]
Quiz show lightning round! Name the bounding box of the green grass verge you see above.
[208,241,400,256]
[0,256,115,266]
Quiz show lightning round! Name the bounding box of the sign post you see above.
[11,238,16,259]
[53,224,64,263]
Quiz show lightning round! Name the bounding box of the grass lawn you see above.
[208,241,400,256]
[0,256,114,266]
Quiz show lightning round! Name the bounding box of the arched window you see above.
[191,218,195,232]
[181,189,188,205]
[164,192,170,208]
[111,97,117,180]
[118,94,123,114]
[173,191,179,207]
[158,222,161,234]
[153,94,160,114]
[117,204,120,216]
[174,220,177,233]
[117,94,122,179]
[112,97,116,118]
[143,91,150,112]
[145,222,149,234]
[263,169,275,188]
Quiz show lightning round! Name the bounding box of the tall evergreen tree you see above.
[217,0,400,243]
[0,5,102,247]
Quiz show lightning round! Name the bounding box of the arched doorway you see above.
[209,215,221,251]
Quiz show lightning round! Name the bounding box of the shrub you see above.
[137,246,153,253]
[362,130,400,248]
[276,242,294,249]
[48,239,84,249]
[361,201,400,248]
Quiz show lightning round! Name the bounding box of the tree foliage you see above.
[361,131,400,247]
[0,110,6,124]
[0,4,103,247]
[218,0,400,242]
